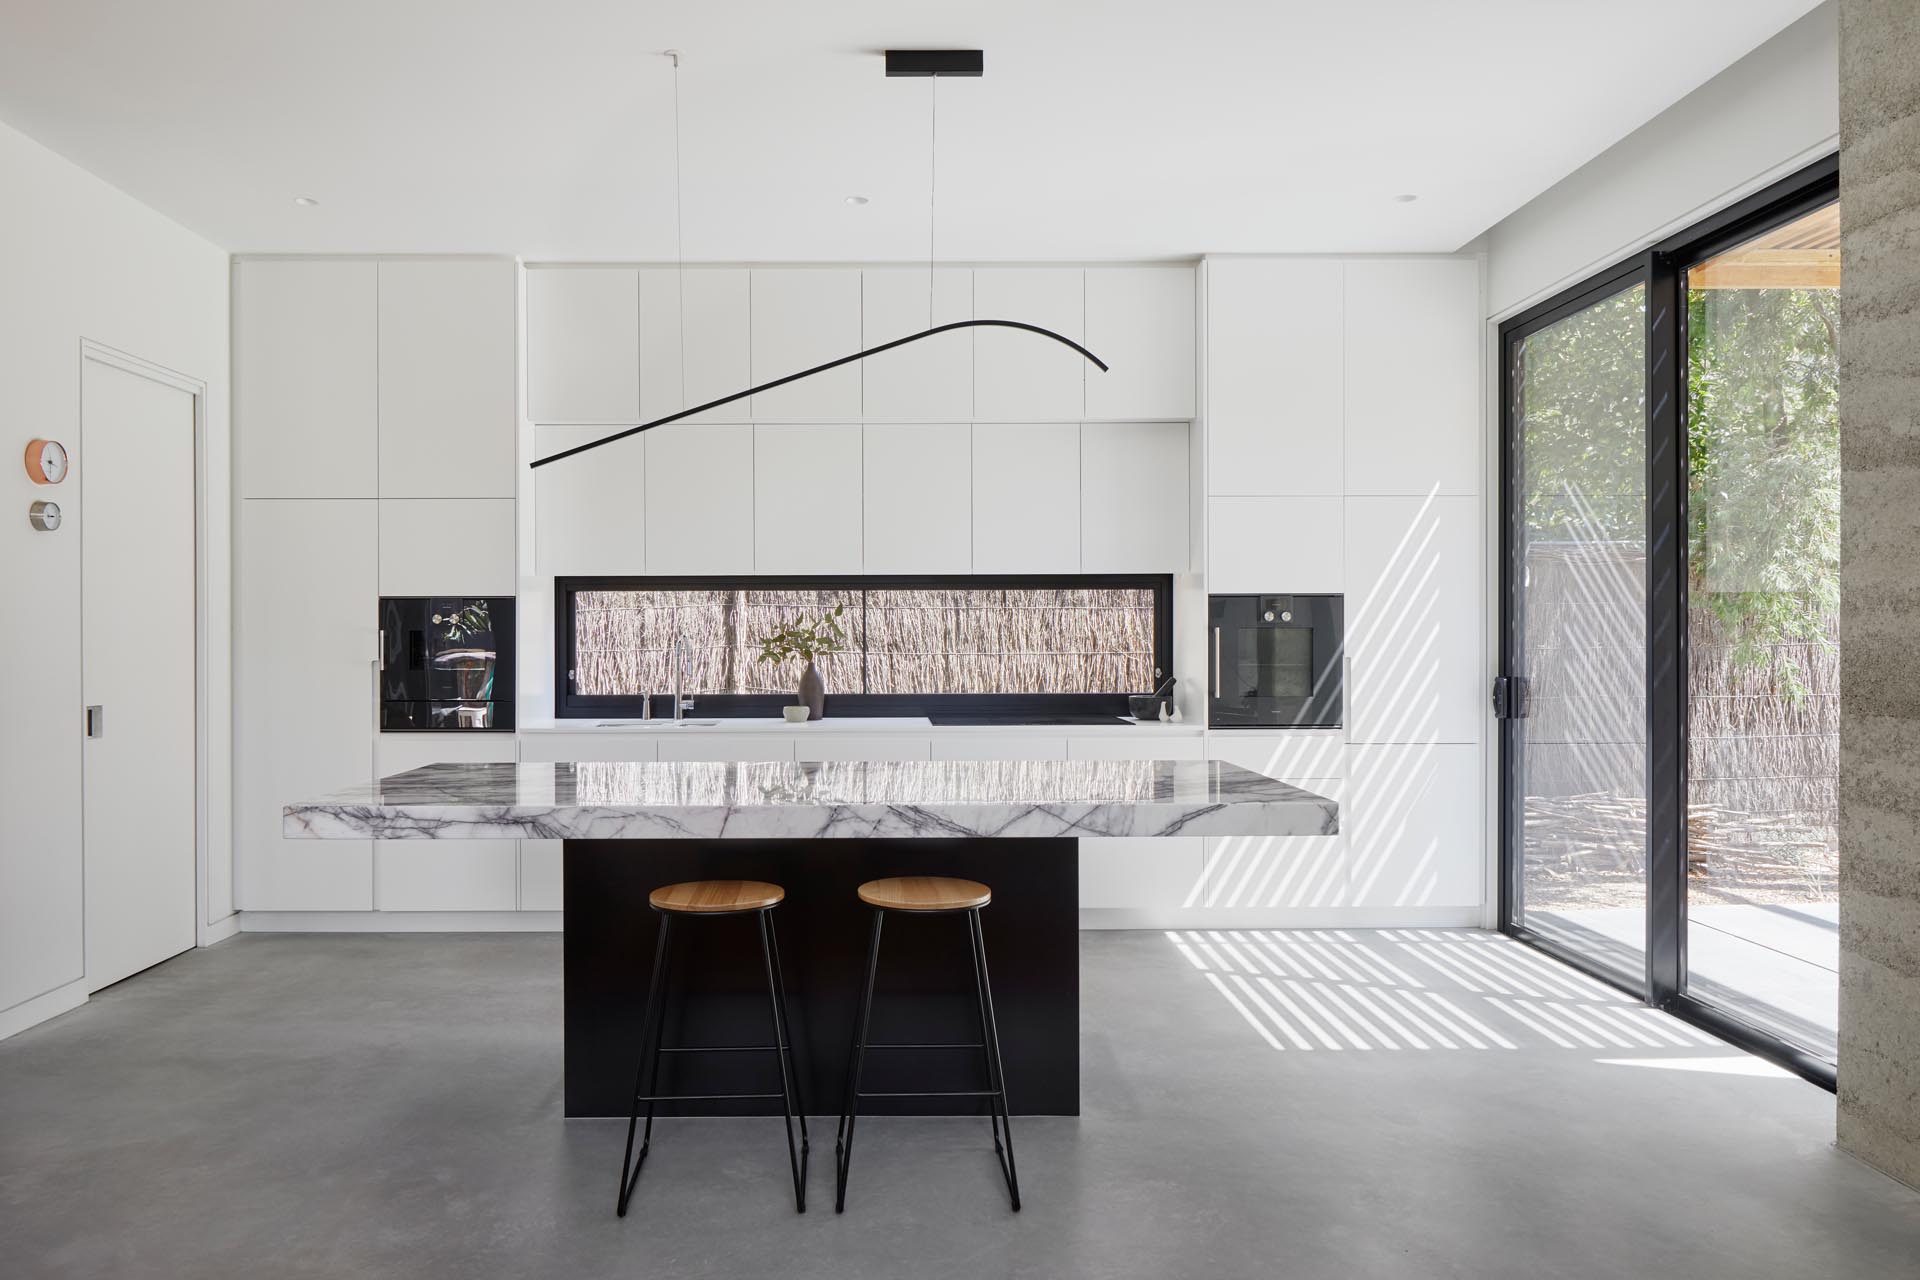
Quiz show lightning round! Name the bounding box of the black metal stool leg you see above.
[967,908,1021,1211]
[835,907,885,1213]
[766,910,810,1153]
[964,911,1008,1159]
[757,910,807,1212]
[617,914,674,1217]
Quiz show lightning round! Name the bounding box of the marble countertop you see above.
[516,717,1204,737]
[284,759,1339,842]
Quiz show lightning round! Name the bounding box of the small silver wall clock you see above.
[29,500,61,531]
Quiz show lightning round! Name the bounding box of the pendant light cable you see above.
[667,49,687,409]
[927,74,937,330]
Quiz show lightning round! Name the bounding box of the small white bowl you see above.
[782,705,811,724]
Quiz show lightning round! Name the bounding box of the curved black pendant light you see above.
[529,319,1106,469]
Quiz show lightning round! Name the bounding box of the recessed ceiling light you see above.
[293,195,320,207]
[844,195,870,206]
[1393,193,1419,204]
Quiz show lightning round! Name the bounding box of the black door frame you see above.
[1496,155,1840,1089]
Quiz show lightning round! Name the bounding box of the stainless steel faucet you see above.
[671,635,695,722]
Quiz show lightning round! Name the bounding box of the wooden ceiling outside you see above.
[1688,202,1840,290]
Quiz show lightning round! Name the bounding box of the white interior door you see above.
[82,356,197,991]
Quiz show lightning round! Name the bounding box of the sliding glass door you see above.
[1498,157,1840,1084]
[1502,276,1650,985]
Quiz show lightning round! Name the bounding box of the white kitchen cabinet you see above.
[524,266,639,424]
[751,269,862,419]
[1081,421,1189,573]
[655,736,797,763]
[518,734,660,763]
[644,424,755,574]
[1205,733,1347,909]
[1343,258,1480,497]
[974,268,1084,420]
[235,259,378,498]
[520,845,565,912]
[1080,837,1206,911]
[862,267,972,420]
[641,268,751,424]
[1205,258,1344,497]
[862,423,971,574]
[377,499,515,596]
[754,423,863,573]
[972,422,1080,572]
[1068,736,1204,761]
[792,736,931,763]
[373,736,517,912]
[235,499,376,909]
[377,259,516,497]
[929,736,1068,761]
[533,425,646,577]
[1345,742,1482,908]
[1344,495,1481,745]
[1084,266,1195,419]
[1207,496,1343,594]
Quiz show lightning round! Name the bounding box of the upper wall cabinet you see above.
[645,423,754,573]
[1085,267,1195,420]
[1207,496,1344,595]
[525,267,639,424]
[863,423,971,574]
[754,423,863,573]
[235,259,378,498]
[974,268,1084,421]
[862,267,973,421]
[1082,421,1189,573]
[974,422,1080,573]
[377,498,516,596]
[1343,259,1480,496]
[1206,258,1344,497]
[643,268,751,424]
[751,269,861,419]
[534,424,646,577]
[378,260,516,498]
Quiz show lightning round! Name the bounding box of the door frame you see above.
[78,339,220,957]
[1492,156,1841,1088]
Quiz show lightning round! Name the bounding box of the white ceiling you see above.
[0,0,1822,261]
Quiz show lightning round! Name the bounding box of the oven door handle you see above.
[1213,627,1222,698]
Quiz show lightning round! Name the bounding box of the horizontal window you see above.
[557,575,1172,720]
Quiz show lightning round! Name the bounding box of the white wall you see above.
[1485,2,1839,318]
[0,119,231,1036]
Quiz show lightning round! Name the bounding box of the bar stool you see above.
[834,875,1020,1213]
[616,880,808,1217]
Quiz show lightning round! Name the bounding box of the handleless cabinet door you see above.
[754,423,863,573]
[792,736,931,763]
[525,266,639,424]
[1206,495,1344,594]
[378,259,516,497]
[641,268,750,424]
[1345,743,1481,909]
[1343,258,1480,497]
[1085,266,1195,419]
[644,424,754,574]
[534,424,646,577]
[863,267,973,419]
[974,268,1085,420]
[235,259,378,498]
[373,736,517,912]
[377,498,516,596]
[972,422,1080,572]
[863,423,971,574]
[655,736,797,763]
[751,269,862,419]
[1205,733,1347,909]
[1205,258,1343,497]
[236,499,376,909]
[1082,421,1189,572]
[929,736,1068,761]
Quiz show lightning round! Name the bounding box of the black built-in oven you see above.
[379,596,515,731]
[1207,594,1343,728]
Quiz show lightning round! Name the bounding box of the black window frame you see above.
[1496,154,1841,1090]
[555,573,1175,721]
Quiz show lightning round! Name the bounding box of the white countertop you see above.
[516,716,1204,737]
[284,758,1337,841]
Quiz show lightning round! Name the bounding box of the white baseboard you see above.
[1078,905,1486,931]
[239,910,562,933]
[201,913,241,945]
[0,978,88,1041]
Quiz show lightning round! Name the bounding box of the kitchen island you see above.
[285,757,1337,1116]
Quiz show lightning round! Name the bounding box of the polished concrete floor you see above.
[2,929,1916,1279]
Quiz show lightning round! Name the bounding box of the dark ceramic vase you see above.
[798,661,825,721]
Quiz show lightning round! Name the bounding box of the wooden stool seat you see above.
[649,879,786,915]
[857,876,991,913]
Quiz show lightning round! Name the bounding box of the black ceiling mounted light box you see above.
[884,49,983,77]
